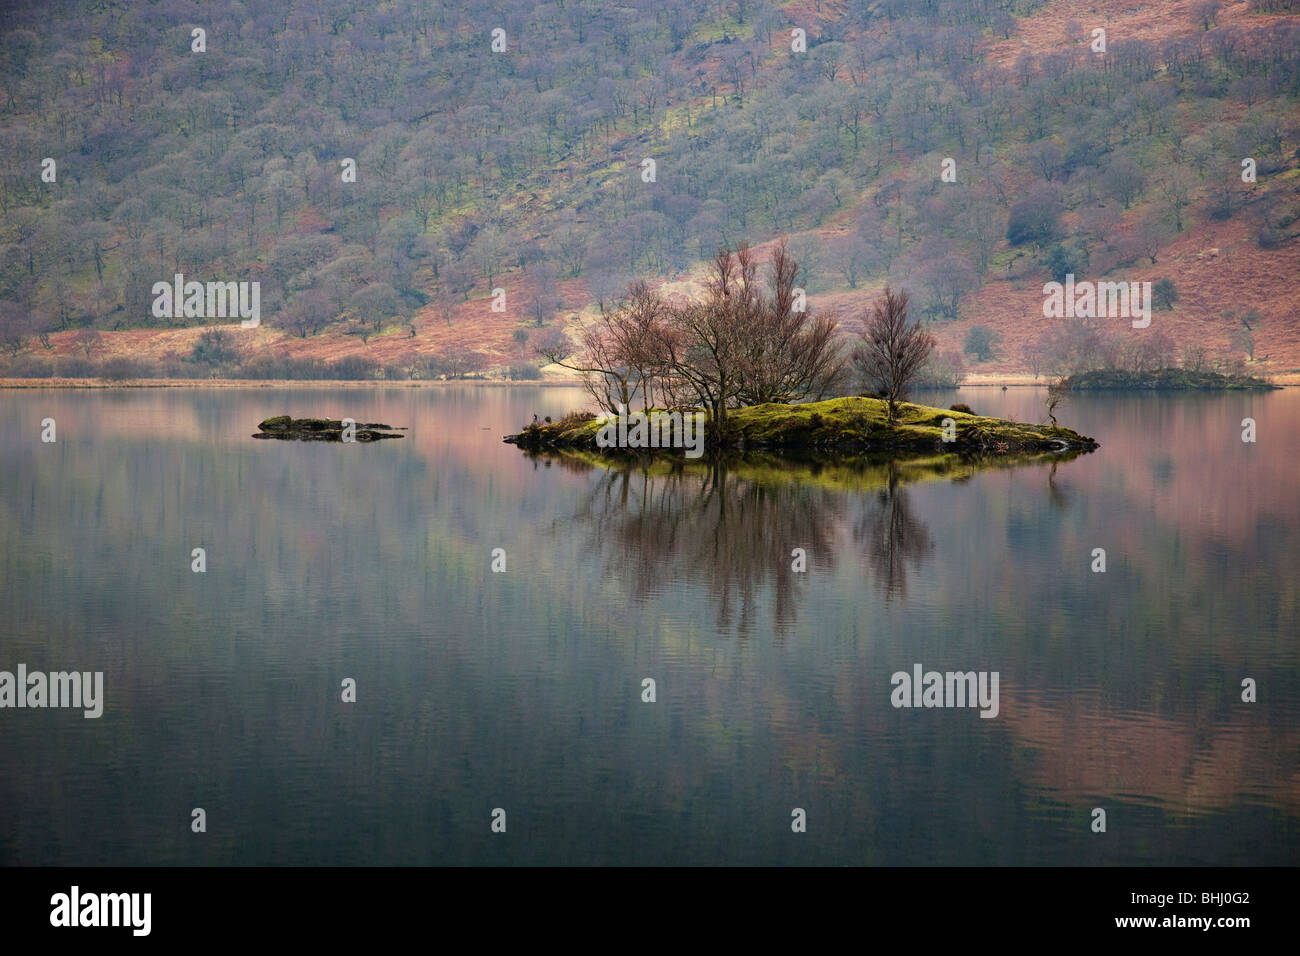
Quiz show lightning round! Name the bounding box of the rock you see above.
[253,416,405,441]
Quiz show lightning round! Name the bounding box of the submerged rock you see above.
[253,415,405,441]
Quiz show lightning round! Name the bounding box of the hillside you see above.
[0,0,1298,381]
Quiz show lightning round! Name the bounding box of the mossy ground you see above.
[507,396,1097,456]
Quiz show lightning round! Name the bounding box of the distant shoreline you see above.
[0,377,1051,389]
[2,376,1295,389]
[0,377,590,389]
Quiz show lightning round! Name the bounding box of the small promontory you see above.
[1061,368,1279,390]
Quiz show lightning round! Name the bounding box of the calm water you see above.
[1,385,1297,865]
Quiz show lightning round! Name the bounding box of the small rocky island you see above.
[254,415,406,441]
[1061,368,1279,390]
[506,396,1097,456]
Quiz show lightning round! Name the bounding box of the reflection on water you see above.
[0,386,1296,865]
[857,464,934,602]
[550,452,979,628]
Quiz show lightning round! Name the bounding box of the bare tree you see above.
[829,233,875,288]
[656,245,753,439]
[1181,344,1209,372]
[0,302,36,356]
[1230,326,1256,362]
[852,287,935,423]
[528,265,559,327]
[72,328,102,358]
[1022,339,1045,380]
[1045,379,1069,427]
[441,346,487,379]
[735,241,846,406]
[534,285,666,414]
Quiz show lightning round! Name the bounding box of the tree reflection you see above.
[526,446,1096,630]
[570,458,841,639]
[548,452,952,635]
[1046,460,1070,513]
[854,461,934,601]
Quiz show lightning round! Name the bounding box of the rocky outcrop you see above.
[253,415,405,441]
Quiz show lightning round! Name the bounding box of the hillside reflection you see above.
[2,388,1297,865]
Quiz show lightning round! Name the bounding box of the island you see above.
[253,415,406,441]
[1060,368,1279,390]
[505,395,1098,457]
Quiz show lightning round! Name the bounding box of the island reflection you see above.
[526,448,1087,635]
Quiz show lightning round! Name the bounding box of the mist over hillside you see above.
[1,0,1298,381]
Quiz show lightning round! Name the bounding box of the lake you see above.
[1,385,1297,865]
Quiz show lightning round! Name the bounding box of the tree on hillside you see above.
[829,233,875,289]
[188,328,240,367]
[1157,168,1194,232]
[1230,327,1257,361]
[529,265,560,327]
[350,282,403,333]
[72,328,102,358]
[916,253,979,319]
[0,302,37,356]
[1149,277,1177,311]
[852,287,935,424]
[1100,155,1146,210]
[1022,339,1046,380]
[437,347,487,380]
[1045,241,1090,283]
[530,326,573,364]
[1006,185,1062,249]
[277,289,333,338]
[917,349,967,388]
[964,325,999,362]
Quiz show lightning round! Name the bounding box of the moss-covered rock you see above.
[254,416,405,441]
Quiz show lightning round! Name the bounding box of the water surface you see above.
[1,386,1296,864]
